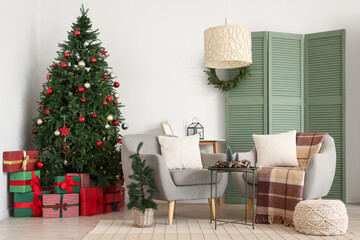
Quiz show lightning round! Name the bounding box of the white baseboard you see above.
[347,196,360,204]
[0,208,10,222]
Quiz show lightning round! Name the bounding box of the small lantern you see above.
[187,117,204,139]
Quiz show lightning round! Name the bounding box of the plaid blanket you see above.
[255,132,328,226]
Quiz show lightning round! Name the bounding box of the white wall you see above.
[0,0,40,220]
[1,0,359,220]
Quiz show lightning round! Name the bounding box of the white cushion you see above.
[253,130,298,167]
[157,134,203,169]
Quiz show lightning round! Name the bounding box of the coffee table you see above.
[207,166,257,230]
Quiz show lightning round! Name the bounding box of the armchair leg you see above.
[168,201,175,225]
[208,198,216,219]
[316,197,322,200]
[247,198,254,219]
[217,197,222,207]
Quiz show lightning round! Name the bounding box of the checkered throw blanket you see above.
[255,132,328,226]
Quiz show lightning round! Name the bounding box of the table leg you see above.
[215,169,218,230]
[210,170,213,223]
[245,171,248,224]
[252,169,256,229]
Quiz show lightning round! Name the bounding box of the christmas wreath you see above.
[204,67,250,92]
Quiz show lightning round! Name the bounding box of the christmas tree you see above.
[32,6,127,187]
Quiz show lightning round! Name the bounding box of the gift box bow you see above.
[105,194,121,211]
[91,194,104,214]
[54,176,80,193]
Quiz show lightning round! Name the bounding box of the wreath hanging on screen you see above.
[204,67,250,92]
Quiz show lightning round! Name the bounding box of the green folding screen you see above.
[304,30,346,201]
[225,30,345,203]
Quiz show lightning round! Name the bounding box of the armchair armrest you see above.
[201,153,226,167]
[233,148,256,167]
[303,136,336,200]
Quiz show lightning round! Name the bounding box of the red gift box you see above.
[42,188,54,194]
[80,187,104,216]
[42,194,79,218]
[104,183,122,193]
[64,173,90,188]
[103,187,125,212]
[3,151,38,172]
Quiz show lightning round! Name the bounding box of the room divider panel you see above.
[225,30,345,203]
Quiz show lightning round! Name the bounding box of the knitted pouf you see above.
[293,200,348,236]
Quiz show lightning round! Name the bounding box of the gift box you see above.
[14,190,51,217]
[80,187,104,216]
[54,176,81,194]
[104,192,121,212]
[3,151,38,172]
[10,170,42,195]
[42,194,79,218]
[64,173,90,188]
[42,188,54,194]
[104,183,122,193]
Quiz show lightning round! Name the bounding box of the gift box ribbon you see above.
[14,194,42,217]
[3,151,37,171]
[90,188,104,215]
[43,194,78,217]
[105,194,121,211]
[10,171,43,195]
[54,176,80,193]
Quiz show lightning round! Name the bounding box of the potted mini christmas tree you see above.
[127,142,158,228]
[32,5,127,187]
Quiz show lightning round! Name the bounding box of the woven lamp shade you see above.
[204,25,252,69]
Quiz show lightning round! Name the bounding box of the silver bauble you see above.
[105,124,110,130]
[113,93,120,99]
[37,119,43,126]
[84,82,91,89]
[64,160,68,165]
[78,60,86,68]
[121,123,129,130]
[109,72,116,79]
[54,130,61,136]
[106,115,114,122]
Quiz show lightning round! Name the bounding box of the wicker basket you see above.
[132,207,155,228]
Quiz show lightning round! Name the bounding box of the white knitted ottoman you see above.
[293,200,348,236]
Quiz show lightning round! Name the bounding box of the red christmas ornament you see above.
[91,57,96,63]
[103,75,108,79]
[92,113,97,118]
[79,116,85,123]
[62,142,67,146]
[101,49,108,56]
[78,86,85,92]
[59,124,70,136]
[41,104,45,110]
[121,176,124,181]
[81,98,86,103]
[47,88,53,94]
[106,96,113,102]
[114,82,120,88]
[32,128,37,134]
[114,100,118,104]
[75,30,81,36]
[45,109,51,115]
[65,52,70,58]
[52,63,57,67]
[61,62,68,68]
[118,138,122,144]
[36,161,44,169]
[113,120,120,126]
[46,75,50,80]
[118,111,121,115]
[96,141,103,147]
[103,101,108,106]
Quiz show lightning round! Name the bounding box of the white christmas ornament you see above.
[54,130,61,136]
[105,124,110,130]
[37,119,43,126]
[78,60,85,68]
[113,93,120,99]
[106,115,114,122]
[84,82,91,89]
[109,72,116,79]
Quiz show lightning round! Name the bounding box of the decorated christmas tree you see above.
[32,6,127,187]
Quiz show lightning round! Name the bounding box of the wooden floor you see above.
[0,203,359,240]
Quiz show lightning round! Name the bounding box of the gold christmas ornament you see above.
[106,115,114,122]
[109,72,116,79]
[78,60,85,68]
[113,92,120,99]
[105,124,110,130]
[54,129,60,136]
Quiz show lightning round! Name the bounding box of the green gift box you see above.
[14,190,51,217]
[54,176,81,194]
[10,170,41,193]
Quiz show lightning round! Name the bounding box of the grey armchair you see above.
[122,134,229,225]
[232,135,336,218]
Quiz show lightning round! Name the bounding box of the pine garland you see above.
[204,67,250,92]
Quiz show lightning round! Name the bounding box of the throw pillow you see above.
[253,130,298,167]
[157,134,203,169]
